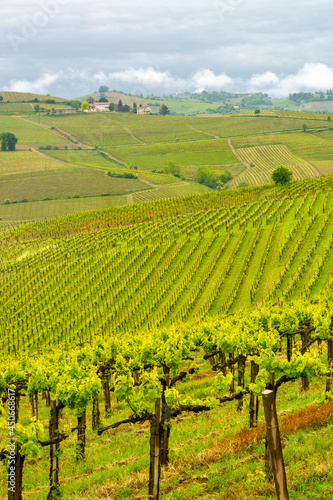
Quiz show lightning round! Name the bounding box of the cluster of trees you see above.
[289,91,333,103]
[163,162,181,177]
[197,168,232,189]
[0,132,18,151]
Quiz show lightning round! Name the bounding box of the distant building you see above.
[54,108,77,114]
[137,106,151,115]
[88,102,110,112]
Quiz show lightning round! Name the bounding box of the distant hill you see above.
[0,91,66,103]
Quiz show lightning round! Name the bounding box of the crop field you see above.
[0,116,68,145]
[1,175,333,349]
[0,102,33,114]
[231,131,333,175]
[107,138,244,175]
[1,176,333,499]
[0,150,71,176]
[0,91,65,102]
[230,144,318,187]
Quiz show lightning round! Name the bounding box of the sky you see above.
[1,0,332,98]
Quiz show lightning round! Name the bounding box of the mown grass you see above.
[0,364,331,500]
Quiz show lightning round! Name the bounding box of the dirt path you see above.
[124,126,146,144]
[138,177,155,187]
[186,123,219,139]
[101,150,129,167]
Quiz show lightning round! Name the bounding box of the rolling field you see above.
[230,144,318,187]
[0,91,65,102]
[231,130,333,176]
[106,138,244,177]
[1,176,333,352]
[0,116,68,145]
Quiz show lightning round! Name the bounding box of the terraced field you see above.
[230,144,318,187]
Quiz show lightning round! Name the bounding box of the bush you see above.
[197,168,232,189]
[107,171,138,179]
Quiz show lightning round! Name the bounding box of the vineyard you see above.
[1,175,333,498]
[230,144,318,187]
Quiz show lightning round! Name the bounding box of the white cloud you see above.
[191,69,234,92]
[4,63,333,98]
[5,72,60,94]
[248,71,279,89]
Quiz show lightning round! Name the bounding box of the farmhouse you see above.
[137,106,151,114]
[88,102,110,112]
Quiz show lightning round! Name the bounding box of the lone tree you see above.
[159,104,170,115]
[87,96,95,104]
[254,108,260,115]
[108,102,115,111]
[271,165,293,185]
[117,99,123,112]
[0,132,18,151]
[99,85,109,93]
[81,102,89,111]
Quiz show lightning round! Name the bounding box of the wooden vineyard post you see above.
[301,326,310,392]
[249,361,259,428]
[103,375,111,416]
[265,371,275,481]
[32,392,38,420]
[76,409,87,461]
[92,397,100,430]
[326,322,333,395]
[237,355,246,411]
[229,353,235,394]
[160,372,171,466]
[47,400,60,500]
[149,397,161,500]
[262,390,289,500]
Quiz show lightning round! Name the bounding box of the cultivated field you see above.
[230,144,318,187]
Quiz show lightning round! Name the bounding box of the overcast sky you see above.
[1,0,332,98]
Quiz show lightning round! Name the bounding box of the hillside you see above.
[1,177,333,499]
[1,109,333,224]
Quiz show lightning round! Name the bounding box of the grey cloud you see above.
[0,0,332,97]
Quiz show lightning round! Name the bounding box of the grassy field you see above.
[106,138,244,178]
[0,365,331,500]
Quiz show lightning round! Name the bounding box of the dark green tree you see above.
[34,104,40,112]
[132,102,137,114]
[99,85,109,93]
[0,132,18,151]
[254,109,260,115]
[99,97,108,103]
[108,102,115,111]
[87,96,95,104]
[117,100,123,112]
[123,104,130,112]
[0,96,4,102]
[271,165,293,185]
[159,104,170,115]
[302,123,307,133]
